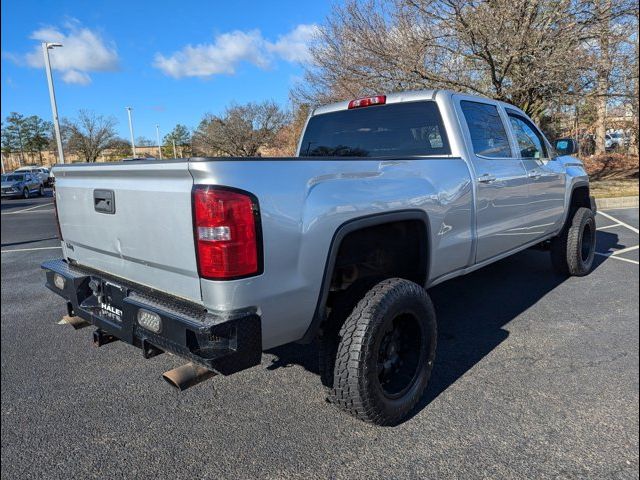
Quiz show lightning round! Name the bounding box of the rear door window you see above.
[460,101,512,158]
[300,101,451,157]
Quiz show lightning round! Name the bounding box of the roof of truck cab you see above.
[311,89,527,118]
[312,90,440,116]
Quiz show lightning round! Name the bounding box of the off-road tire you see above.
[318,278,382,393]
[329,278,437,426]
[550,207,596,276]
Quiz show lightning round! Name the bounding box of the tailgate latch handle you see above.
[94,189,116,214]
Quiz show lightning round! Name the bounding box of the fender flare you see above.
[558,181,593,230]
[297,209,431,344]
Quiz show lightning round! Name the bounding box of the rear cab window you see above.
[300,101,451,157]
[460,101,512,158]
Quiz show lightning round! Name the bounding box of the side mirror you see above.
[553,138,578,156]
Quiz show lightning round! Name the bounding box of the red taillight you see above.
[52,184,63,240]
[347,95,386,109]
[192,186,261,280]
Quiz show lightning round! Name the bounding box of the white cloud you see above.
[154,30,266,78]
[154,24,318,79]
[15,20,119,85]
[61,70,92,85]
[267,24,319,63]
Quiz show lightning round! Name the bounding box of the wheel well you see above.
[570,185,591,213]
[327,219,428,305]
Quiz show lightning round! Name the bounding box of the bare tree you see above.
[295,0,637,123]
[64,111,118,162]
[136,136,154,147]
[193,101,289,157]
[632,12,640,155]
[593,0,614,153]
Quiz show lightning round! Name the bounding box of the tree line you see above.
[0,111,196,164]
[1,101,296,164]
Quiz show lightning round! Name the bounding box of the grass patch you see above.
[590,178,639,198]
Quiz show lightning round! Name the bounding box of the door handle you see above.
[528,170,542,179]
[477,173,497,184]
[94,189,116,214]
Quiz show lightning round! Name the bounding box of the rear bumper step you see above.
[42,259,262,375]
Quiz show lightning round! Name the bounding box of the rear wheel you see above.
[319,278,382,392]
[38,184,45,196]
[328,278,437,425]
[550,207,596,276]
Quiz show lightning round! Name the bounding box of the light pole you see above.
[42,42,65,164]
[155,124,162,159]
[172,139,177,158]
[126,107,136,157]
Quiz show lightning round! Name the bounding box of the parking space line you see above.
[1,203,54,215]
[1,246,62,253]
[598,211,639,234]
[595,252,640,265]
[611,245,639,256]
[3,209,56,214]
[597,223,623,230]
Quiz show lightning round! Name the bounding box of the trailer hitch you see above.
[93,329,118,347]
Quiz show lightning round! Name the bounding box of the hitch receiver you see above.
[93,329,118,347]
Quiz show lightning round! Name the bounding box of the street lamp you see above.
[42,42,65,164]
[155,124,162,159]
[125,107,136,157]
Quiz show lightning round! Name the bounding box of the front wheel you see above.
[22,187,30,199]
[550,207,596,276]
[330,278,437,426]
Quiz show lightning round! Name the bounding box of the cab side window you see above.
[507,113,548,159]
[460,100,512,158]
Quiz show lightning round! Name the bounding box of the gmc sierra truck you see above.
[42,90,596,425]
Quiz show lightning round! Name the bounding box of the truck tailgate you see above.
[53,161,202,303]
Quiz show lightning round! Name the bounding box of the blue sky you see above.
[1,0,331,140]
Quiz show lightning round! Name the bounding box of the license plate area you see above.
[98,281,126,322]
[80,278,128,324]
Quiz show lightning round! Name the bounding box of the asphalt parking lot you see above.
[1,192,638,479]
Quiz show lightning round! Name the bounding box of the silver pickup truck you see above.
[42,90,596,425]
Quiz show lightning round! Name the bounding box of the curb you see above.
[595,196,639,210]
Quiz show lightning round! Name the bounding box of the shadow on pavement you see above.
[1,201,32,210]
[1,237,59,248]
[266,230,619,422]
[0,192,52,210]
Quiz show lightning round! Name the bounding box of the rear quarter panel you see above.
[189,158,473,349]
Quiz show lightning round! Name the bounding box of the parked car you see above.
[1,172,45,198]
[605,132,627,151]
[14,166,52,187]
[42,90,596,425]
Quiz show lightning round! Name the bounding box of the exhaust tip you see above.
[58,315,90,330]
[162,363,215,391]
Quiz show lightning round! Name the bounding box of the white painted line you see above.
[611,245,639,256]
[595,252,640,265]
[597,211,639,234]
[597,223,622,230]
[2,209,55,215]
[600,206,640,211]
[1,246,62,253]
[1,202,54,215]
